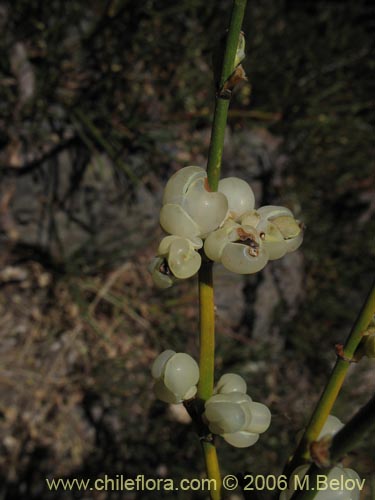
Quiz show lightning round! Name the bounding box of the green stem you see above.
[291,394,375,500]
[285,280,375,477]
[206,0,247,191]
[197,260,215,400]
[197,1,247,498]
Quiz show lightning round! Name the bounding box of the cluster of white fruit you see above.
[204,373,271,448]
[281,415,361,500]
[149,166,304,287]
[151,351,271,448]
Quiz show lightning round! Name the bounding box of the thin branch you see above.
[290,394,375,500]
[284,280,375,478]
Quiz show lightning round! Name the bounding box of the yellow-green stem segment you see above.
[198,1,248,498]
[291,394,375,500]
[206,0,247,191]
[285,280,375,478]
[197,261,215,400]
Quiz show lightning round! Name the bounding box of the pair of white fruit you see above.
[149,166,304,288]
[281,415,361,500]
[151,350,271,448]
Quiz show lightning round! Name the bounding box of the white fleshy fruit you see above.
[204,222,269,274]
[222,430,260,448]
[257,205,303,260]
[162,166,206,205]
[214,373,247,394]
[161,166,228,237]
[152,351,200,404]
[205,398,247,434]
[158,234,203,255]
[243,401,272,434]
[158,236,202,279]
[160,203,201,240]
[182,177,228,236]
[203,220,239,262]
[151,349,176,379]
[218,177,255,220]
[204,391,271,448]
[220,225,268,274]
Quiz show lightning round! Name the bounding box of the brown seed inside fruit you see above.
[159,259,172,276]
[235,228,259,257]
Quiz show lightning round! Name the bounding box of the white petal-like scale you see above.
[183,177,228,235]
[160,204,201,239]
[206,392,252,405]
[151,349,176,379]
[243,401,271,434]
[257,205,293,220]
[163,353,199,396]
[154,379,181,404]
[158,233,203,252]
[158,235,180,256]
[215,373,247,394]
[218,177,255,219]
[257,220,288,260]
[183,385,198,400]
[257,211,303,259]
[205,401,247,434]
[162,166,206,205]
[272,215,301,239]
[221,242,268,274]
[222,430,259,448]
[203,221,240,262]
[318,415,344,439]
[167,238,202,279]
[151,270,175,289]
[240,210,261,227]
[285,230,304,253]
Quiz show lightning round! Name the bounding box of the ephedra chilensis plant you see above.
[148,1,375,498]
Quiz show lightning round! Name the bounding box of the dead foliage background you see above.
[0,0,374,498]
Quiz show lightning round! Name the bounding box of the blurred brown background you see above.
[0,0,374,498]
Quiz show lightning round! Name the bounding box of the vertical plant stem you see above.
[197,260,221,500]
[197,1,247,498]
[198,260,215,400]
[206,0,248,191]
[285,280,375,478]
